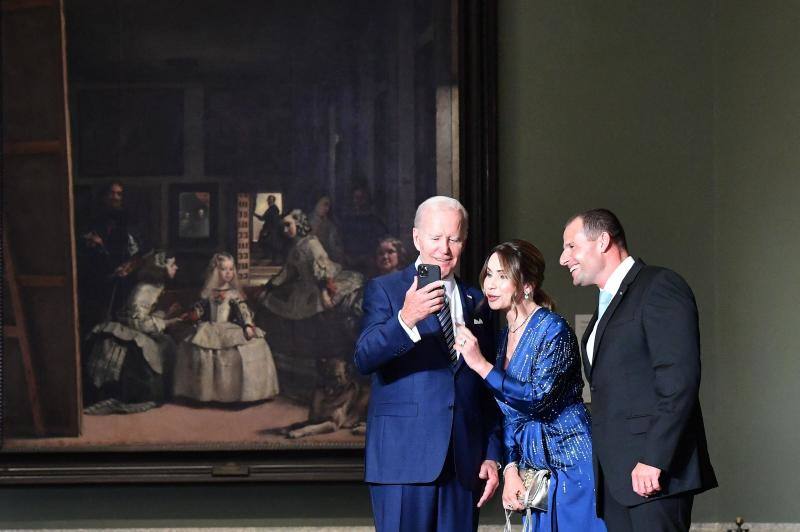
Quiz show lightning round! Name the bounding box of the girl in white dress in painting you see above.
[173,252,279,403]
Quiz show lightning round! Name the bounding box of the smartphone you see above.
[417,263,441,289]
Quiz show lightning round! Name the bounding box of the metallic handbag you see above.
[519,467,550,512]
[503,467,551,532]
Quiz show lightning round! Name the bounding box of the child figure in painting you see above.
[173,252,279,403]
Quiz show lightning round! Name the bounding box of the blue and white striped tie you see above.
[437,295,458,365]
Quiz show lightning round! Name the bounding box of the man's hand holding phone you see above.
[399,265,445,329]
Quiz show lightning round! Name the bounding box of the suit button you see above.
[590,386,596,392]
[448,404,454,410]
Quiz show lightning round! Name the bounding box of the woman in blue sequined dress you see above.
[456,240,606,532]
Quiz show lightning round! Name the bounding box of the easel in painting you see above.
[2,220,45,436]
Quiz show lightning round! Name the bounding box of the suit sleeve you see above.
[641,270,702,472]
[353,278,416,375]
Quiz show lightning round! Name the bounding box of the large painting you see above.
[0,0,498,483]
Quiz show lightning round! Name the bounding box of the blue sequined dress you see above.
[484,308,606,532]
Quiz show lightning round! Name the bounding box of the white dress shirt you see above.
[398,257,464,359]
[586,256,635,364]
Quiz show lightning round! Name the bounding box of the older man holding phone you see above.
[354,196,502,532]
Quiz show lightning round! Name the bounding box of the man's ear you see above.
[412,227,421,252]
[598,231,612,253]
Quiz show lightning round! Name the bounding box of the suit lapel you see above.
[591,259,645,372]
[581,313,597,381]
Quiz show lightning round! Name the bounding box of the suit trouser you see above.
[368,446,480,532]
[599,475,693,532]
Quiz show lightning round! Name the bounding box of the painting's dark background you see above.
[68,0,454,280]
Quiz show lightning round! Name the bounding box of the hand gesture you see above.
[398,277,445,329]
[113,260,136,278]
[455,325,492,378]
[83,231,104,248]
[476,460,500,508]
[631,462,662,497]
[166,302,183,319]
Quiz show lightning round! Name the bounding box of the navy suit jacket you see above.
[354,263,503,490]
[582,259,717,507]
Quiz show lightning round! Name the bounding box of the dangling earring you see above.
[524,291,530,300]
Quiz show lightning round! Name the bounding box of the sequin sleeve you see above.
[484,322,581,418]
[502,416,524,465]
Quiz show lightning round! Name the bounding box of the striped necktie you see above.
[437,294,459,365]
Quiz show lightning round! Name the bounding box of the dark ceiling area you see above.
[65,0,378,83]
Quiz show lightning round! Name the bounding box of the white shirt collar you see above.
[600,256,635,297]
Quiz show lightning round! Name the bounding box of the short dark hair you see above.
[567,208,628,251]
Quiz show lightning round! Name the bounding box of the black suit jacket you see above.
[581,259,717,507]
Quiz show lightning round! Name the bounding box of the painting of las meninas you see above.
[1,0,496,481]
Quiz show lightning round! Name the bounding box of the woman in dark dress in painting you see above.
[84,250,182,414]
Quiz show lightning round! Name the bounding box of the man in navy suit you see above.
[354,196,502,532]
[560,209,716,532]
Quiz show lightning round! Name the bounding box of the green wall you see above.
[3,1,800,527]
[497,0,718,521]
[712,1,800,522]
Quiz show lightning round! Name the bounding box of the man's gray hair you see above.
[414,196,468,238]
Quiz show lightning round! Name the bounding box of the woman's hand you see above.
[502,467,526,513]
[321,288,335,309]
[165,302,183,319]
[244,324,256,340]
[455,325,493,378]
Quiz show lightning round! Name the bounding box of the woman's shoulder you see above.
[130,282,164,301]
[536,308,575,339]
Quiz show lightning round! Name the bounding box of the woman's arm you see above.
[483,325,579,417]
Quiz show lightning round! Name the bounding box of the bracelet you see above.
[502,461,518,477]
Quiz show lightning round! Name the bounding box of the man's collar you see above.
[601,256,635,295]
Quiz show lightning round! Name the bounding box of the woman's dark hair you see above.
[479,239,555,311]
[286,209,312,237]
[376,235,407,265]
[137,250,176,284]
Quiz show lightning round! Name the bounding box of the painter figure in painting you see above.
[77,181,143,340]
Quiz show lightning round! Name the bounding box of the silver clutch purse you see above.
[503,467,551,532]
[518,467,550,512]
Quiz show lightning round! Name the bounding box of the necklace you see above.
[508,307,536,334]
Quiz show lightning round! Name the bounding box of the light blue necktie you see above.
[598,290,613,320]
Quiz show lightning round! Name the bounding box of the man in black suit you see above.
[559,208,716,532]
